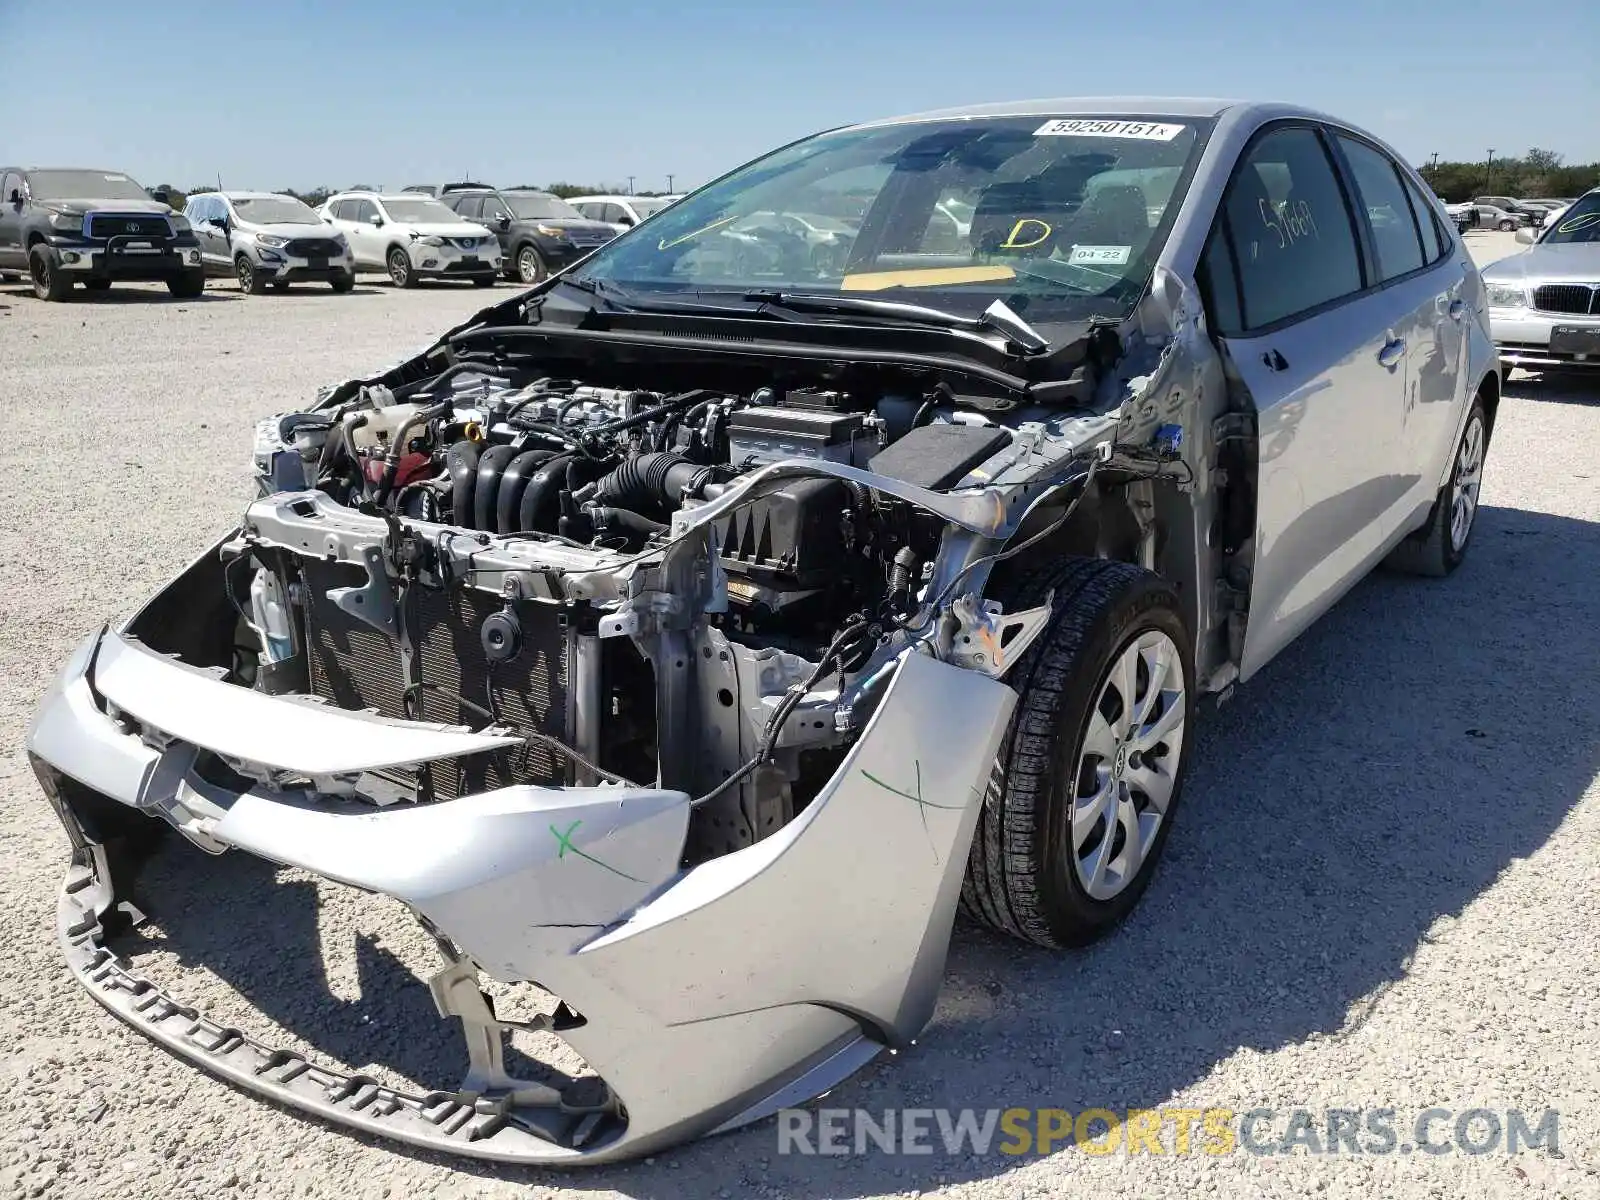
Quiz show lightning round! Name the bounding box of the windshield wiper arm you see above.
[743,290,1049,354]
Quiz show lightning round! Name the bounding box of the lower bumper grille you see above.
[300,560,570,798]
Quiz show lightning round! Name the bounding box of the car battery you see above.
[726,406,876,468]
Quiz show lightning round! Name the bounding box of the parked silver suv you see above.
[185,191,355,294]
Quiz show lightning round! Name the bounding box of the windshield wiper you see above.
[744,290,1049,354]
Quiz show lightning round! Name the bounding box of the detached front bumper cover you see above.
[30,627,1016,1165]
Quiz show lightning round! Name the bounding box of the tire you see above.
[235,255,266,294]
[330,274,355,293]
[962,558,1195,948]
[29,246,73,301]
[271,279,290,292]
[1383,397,1487,577]
[1498,219,1515,232]
[387,246,416,288]
[515,244,547,285]
[168,268,206,299]
[472,273,496,287]
[83,278,112,291]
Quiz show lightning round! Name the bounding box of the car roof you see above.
[8,166,141,174]
[216,191,302,201]
[328,192,449,201]
[849,96,1250,128]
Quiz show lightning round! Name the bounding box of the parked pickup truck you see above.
[0,167,204,300]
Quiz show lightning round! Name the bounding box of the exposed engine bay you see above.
[208,352,1173,865]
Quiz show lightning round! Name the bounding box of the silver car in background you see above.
[186,191,355,294]
[27,98,1498,1167]
[1481,189,1600,371]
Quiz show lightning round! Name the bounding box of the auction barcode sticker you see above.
[1034,119,1186,141]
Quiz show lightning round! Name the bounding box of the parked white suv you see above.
[317,192,500,287]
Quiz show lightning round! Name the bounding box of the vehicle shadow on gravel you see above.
[1507,370,1600,405]
[101,503,1597,1199]
[0,285,242,304]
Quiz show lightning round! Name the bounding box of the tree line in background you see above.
[152,182,667,209]
[146,149,1600,215]
[1417,148,1597,202]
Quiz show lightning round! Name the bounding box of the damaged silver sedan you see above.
[27,98,1500,1165]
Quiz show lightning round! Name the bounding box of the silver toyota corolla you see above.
[1481,188,1600,371]
[27,97,1498,1166]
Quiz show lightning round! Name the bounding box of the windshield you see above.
[379,197,461,223]
[28,169,153,202]
[232,195,320,224]
[572,115,1211,322]
[506,193,584,220]
[1541,194,1600,244]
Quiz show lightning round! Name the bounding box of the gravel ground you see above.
[2,238,1597,1199]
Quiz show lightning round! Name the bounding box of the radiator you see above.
[299,559,570,798]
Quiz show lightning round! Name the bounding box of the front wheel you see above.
[387,246,416,288]
[168,268,206,299]
[472,274,496,288]
[29,247,73,301]
[330,273,355,293]
[1498,218,1515,232]
[963,559,1194,948]
[83,278,112,292]
[515,245,547,285]
[235,255,266,294]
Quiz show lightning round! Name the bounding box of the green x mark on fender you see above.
[859,760,967,863]
[550,820,646,884]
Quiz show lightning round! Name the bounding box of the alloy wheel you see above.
[1450,413,1485,552]
[389,251,410,287]
[517,247,544,284]
[1070,630,1187,901]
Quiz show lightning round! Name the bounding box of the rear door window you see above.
[1212,125,1365,332]
[1335,135,1425,282]
[1401,176,1446,263]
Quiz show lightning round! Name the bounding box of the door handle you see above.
[1377,337,1406,369]
[1447,300,1467,321]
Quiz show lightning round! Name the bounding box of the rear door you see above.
[1196,122,1410,681]
[1330,133,1466,509]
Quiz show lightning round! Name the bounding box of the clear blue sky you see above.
[3,0,1595,193]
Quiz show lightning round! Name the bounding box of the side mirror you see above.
[617,214,635,227]
[7,189,19,205]
[150,189,171,206]
[1515,227,1536,245]
[369,214,384,227]
[208,215,228,230]
[497,215,511,231]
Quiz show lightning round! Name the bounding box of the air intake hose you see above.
[588,452,714,514]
